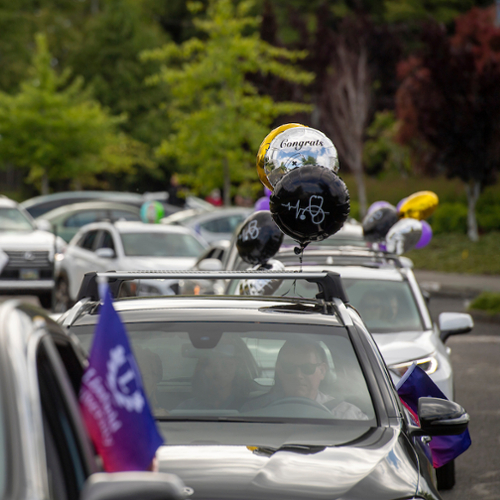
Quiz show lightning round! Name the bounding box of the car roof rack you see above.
[77,270,349,304]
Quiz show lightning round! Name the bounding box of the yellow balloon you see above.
[399,191,439,220]
[256,123,305,191]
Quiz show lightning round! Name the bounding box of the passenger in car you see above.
[241,339,368,420]
[176,344,252,410]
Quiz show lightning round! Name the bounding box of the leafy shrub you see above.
[429,203,467,234]
[477,205,500,232]
[468,292,500,315]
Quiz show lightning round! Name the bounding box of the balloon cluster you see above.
[256,124,350,251]
[362,191,438,255]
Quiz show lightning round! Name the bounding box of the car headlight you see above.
[388,354,438,378]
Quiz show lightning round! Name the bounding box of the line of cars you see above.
[2,190,473,497]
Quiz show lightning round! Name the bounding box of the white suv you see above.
[0,196,66,308]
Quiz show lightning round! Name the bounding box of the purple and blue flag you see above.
[79,282,163,472]
[396,363,471,468]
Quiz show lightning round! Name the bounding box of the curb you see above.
[468,310,500,325]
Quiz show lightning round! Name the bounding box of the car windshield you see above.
[227,278,424,334]
[0,207,34,231]
[120,232,205,257]
[343,278,424,333]
[72,321,375,424]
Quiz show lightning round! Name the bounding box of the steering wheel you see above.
[267,397,332,415]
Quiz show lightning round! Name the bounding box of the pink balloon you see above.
[415,220,432,249]
[254,196,270,211]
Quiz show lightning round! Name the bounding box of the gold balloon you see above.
[399,191,439,220]
[256,123,305,191]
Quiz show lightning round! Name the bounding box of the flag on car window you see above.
[79,282,163,472]
[396,363,471,468]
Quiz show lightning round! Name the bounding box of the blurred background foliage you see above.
[0,0,499,240]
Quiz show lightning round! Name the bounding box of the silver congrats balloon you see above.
[238,259,285,296]
[263,127,339,187]
[385,218,422,255]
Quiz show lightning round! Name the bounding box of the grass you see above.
[468,292,500,315]
[405,231,500,275]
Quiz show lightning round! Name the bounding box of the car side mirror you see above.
[95,248,116,259]
[36,219,53,232]
[409,397,469,437]
[81,471,187,500]
[438,312,473,343]
[198,258,223,271]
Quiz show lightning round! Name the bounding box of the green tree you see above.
[142,0,313,205]
[0,33,153,194]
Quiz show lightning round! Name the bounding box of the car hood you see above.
[157,425,419,500]
[373,330,436,366]
[118,256,197,270]
[0,229,63,251]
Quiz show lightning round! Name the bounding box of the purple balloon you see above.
[264,187,272,197]
[415,220,432,249]
[367,201,392,215]
[254,196,270,211]
[396,197,408,213]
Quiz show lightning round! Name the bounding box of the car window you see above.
[199,215,246,234]
[343,279,424,333]
[0,207,34,231]
[78,230,99,250]
[0,384,5,497]
[110,209,141,222]
[63,210,106,228]
[120,232,205,257]
[98,231,116,251]
[72,322,375,423]
[37,340,87,500]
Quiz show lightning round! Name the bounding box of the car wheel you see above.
[436,459,455,490]
[54,276,72,313]
[37,291,53,310]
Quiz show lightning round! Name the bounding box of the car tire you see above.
[436,459,455,490]
[37,291,53,311]
[54,276,73,313]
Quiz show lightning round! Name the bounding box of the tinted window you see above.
[120,232,204,257]
[78,231,99,251]
[0,384,5,496]
[72,322,375,423]
[63,210,106,228]
[200,215,245,234]
[343,279,424,333]
[98,231,115,251]
[110,209,141,222]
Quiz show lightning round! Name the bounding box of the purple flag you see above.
[396,364,471,468]
[79,283,163,472]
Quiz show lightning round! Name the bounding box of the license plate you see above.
[20,269,40,280]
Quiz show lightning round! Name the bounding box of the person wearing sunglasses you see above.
[241,339,368,420]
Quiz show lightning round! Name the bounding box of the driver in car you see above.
[241,339,368,420]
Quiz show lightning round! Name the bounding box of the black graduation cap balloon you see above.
[362,205,399,243]
[269,165,350,248]
[236,210,284,265]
